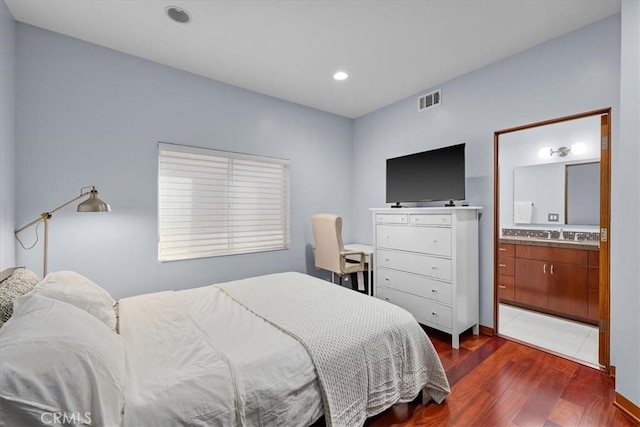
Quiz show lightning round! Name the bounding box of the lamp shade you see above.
[538,147,553,159]
[77,187,111,212]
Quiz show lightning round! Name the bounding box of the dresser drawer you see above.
[376,225,451,257]
[375,214,408,224]
[409,214,451,226]
[376,267,452,305]
[377,286,452,330]
[377,249,452,282]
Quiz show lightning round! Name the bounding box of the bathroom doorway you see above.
[493,109,611,371]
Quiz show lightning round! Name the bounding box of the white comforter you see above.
[119,284,323,427]
[120,272,449,427]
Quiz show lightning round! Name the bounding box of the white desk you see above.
[344,243,374,296]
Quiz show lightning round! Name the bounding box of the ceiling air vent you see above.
[418,89,441,112]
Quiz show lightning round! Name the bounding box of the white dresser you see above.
[372,207,482,348]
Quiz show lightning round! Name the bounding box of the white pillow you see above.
[30,271,117,330]
[0,294,125,426]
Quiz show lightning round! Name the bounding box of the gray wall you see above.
[612,0,640,408]
[0,0,16,269]
[14,24,354,298]
[351,15,621,330]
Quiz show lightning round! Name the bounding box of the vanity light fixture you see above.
[333,71,349,81]
[538,147,551,159]
[538,142,588,159]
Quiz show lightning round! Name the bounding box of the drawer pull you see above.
[543,263,547,274]
[498,264,507,267]
[384,297,390,301]
[431,266,438,270]
[498,285,506,289]
[384,277,390,281]
[499,248,506,251]
[550,264,554,275]
[432,312,437,316]
[431,289,436,293]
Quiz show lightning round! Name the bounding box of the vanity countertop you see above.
[499,235,599,251]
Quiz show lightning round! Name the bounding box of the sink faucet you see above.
[574,232,582,241]
[544,230,552,239]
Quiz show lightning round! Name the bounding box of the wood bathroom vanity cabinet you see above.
[498,239,599,325]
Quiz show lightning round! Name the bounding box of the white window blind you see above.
[158,142,290,262]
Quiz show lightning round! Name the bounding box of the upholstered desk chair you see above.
[311,213,366,285]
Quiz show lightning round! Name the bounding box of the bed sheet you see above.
[119,285,323,427]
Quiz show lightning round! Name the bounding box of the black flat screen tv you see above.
[386,143,465,205]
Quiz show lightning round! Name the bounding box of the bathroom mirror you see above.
[499,114,601,229]
[512,161,600,225]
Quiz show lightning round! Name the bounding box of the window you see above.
[158,142,290,261]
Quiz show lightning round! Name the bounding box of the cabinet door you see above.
[548,263,589,319]
[515,258,549,308]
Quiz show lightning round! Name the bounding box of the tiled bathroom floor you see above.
[499,304,599,366]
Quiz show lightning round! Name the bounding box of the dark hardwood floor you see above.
[366,328,638,427]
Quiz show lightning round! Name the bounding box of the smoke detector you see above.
[166,6,191,24]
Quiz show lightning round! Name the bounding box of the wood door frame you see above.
[493,108,611,372]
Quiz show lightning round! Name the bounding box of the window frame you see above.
[157,142,291,262]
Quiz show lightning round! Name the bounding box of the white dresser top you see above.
[371,206,483,213]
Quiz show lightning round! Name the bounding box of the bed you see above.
[0,269,450,426]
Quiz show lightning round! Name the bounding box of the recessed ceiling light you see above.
[166,6,192,24]
[333,71,349,81]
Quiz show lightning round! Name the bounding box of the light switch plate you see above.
[548,213,559,222]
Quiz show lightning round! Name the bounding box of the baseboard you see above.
[614,392,640,424]
[479,325,494,336]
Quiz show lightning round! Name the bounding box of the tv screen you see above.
[386,143,465,204]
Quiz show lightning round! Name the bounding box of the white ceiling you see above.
[6,0,621,118]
